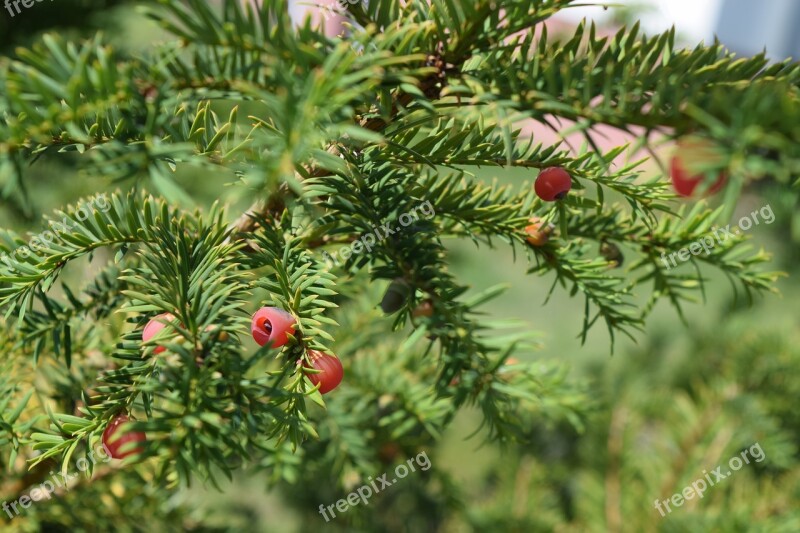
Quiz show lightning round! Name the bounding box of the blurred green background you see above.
[1,2,799,532]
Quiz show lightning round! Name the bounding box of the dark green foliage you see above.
[0,0,134,50]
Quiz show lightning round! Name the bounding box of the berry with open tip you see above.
[251,307,296,348]
[524,216,555,246]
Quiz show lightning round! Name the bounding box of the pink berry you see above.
[102,415,145,460]
[251,307,296,348]
[142,313,176,354]
[670,141,727,198]
[305,350,344,394]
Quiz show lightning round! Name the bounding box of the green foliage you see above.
[0,0,797,531]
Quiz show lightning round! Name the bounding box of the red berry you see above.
[102,415,146,460]
[251,307,296,348]
[142,313,176,354]
[534,167,572,201]
[524,216,554,246]
[670,156,726,197]
[305,350,344,394]
[670,138,727,197]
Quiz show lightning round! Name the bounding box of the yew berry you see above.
[380,279,410,314]
[378,442,401,463]
[600,241,624,268]
[251,307,296,348]
[305,350,344,394]
[412,300,434,318]
[102,415,146,460]
[670,138,727,197]
[524,216,555,246]
[142,313,176,354]
[534,167,572,201]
